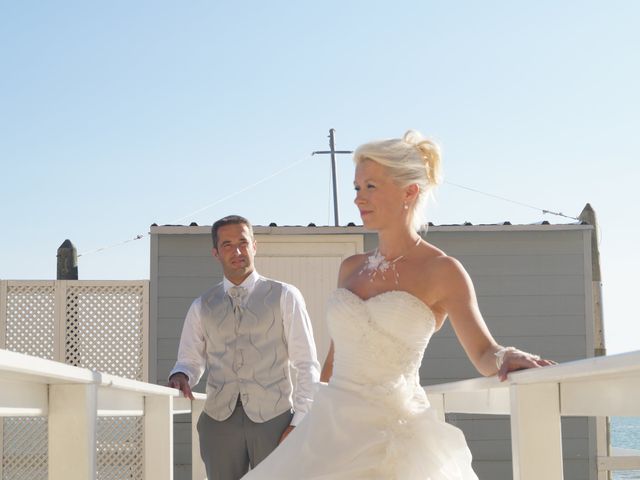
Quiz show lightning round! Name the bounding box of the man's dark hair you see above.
[211,215,253,249]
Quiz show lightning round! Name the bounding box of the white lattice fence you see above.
[0,280,149,480]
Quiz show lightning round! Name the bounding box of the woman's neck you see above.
[376,227,421,260]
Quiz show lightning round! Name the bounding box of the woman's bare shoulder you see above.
[416,243,469,283]
[338,253,367,286]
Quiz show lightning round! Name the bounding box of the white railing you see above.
[3,346,638,480]
[0,348,206,480]
[425,350,640,480]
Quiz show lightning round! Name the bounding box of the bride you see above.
[241,130,554,479]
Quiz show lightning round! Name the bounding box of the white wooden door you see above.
[254,234,363,362]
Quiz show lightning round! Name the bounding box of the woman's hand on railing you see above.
[168,372,194,400]
[497,347,557,381]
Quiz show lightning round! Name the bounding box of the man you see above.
[168,215,320,480]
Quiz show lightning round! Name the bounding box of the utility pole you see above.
[312,129,353,226]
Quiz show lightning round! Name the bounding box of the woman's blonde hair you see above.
[353,130,442,231]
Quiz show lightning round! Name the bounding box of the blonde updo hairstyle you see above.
[353,130,442,231]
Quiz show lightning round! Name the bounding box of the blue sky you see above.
[1,1,638,354]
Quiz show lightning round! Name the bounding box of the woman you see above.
[242,130,554,479]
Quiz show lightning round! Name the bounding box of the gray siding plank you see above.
[428,230,586,255]
[426,335,586,358]
[158,276,221,298]
[158,256,221,277]
[158,235,213,256]
[477,295,586,317]
[158,297,194,319]
[472,274,586,296]
[158,317,186,339]
[459,254,584,276]
[437,314,586,337]
[472,460,512,480]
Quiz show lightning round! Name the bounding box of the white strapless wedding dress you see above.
[242,288,478,479]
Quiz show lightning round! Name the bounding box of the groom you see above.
[168,215,320,480]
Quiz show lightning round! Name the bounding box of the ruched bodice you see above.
[328,288,435,388]
[242,289,478,480]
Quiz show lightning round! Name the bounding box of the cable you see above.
[78,235,146,257]
[444,180,580,221]
[78,156,311,257]
[78,162,580,257]
[169,156,309,224]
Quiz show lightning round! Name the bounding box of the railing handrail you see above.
[0,347,208,399]
[424,350,640,479]
[425,349,640,394]
[0,347,207,480]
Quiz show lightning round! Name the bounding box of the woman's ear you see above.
[404,183,419,203]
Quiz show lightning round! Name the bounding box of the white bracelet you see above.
[495,346,517,369]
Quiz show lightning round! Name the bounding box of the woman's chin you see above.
[360,218,379,230]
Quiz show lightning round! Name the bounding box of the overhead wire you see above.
[443,181,580,221]
[78,155,311,257]
[78,158,581,257]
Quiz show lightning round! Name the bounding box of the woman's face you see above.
[353,159,407,230]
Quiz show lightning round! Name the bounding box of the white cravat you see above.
[228,285,247,320]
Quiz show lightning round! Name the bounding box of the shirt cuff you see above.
[291,411,306,426]
[168,364,198,387]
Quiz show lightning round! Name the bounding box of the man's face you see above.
[212,223,257,283]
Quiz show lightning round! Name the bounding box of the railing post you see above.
[192,398,206,480]
[0,280,5,479]
[0,280,7,349]
[510,382,563,480]
[144,395,173,480]
[426,392,446,421]
[48,383,98,480]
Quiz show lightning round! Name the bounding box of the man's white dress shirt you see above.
[170,270,320,425]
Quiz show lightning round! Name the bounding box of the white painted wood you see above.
[54,280,66,363]
[507,350,640,385]
[0,418,3,480]
[0,280,7,349]
[561,376,640,416]
[0,282,6,479]
[426,393,445,421]
[144,394,173,480]
[48,383,98,480]
[97,387,144,416]
[510,382,563,480]
[151,224,591,236]
[595,417,609,480]
[443,387,511,415]
[598,456,640,470]
[0,348,204,480]
[172,396,193,415]
[0,379,48,416]
[191,398,207,480]
[0,349,98,384]
[143,280,150,382]
[150,230,160,388]
[254,234,363,361]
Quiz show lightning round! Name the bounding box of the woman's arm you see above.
[433,256,552,378]
[320,341,334,382]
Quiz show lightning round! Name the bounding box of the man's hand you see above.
[168,372,194,400]
[278,425,295,444]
